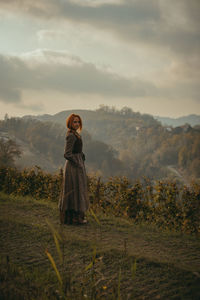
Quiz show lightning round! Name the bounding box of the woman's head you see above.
[66,114,82,131]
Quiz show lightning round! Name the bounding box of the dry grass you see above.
[0,192,200,299]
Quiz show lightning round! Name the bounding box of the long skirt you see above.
[59,153,89,224]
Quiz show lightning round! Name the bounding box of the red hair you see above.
[66,114,82,131]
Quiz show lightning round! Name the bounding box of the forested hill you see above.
[23,106,160,150]
[1,106,200,181]
[0,117,125,177]
[23,107,200,148]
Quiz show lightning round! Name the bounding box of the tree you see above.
[0,138,22,167]
[4,113,9,121]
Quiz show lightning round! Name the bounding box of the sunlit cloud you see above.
[0,0,199,118]
[0,51,158,105]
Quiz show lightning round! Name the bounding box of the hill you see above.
[23,108,200,148]
[0,193,200,299]
[0,117,126,177]
[23,106,160,150]
[1,106,200,180]
[0,129,58,171]
[155,114,200,127]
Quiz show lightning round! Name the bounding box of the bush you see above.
[0,166,199,234]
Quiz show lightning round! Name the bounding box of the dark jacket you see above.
[64,131,85,167]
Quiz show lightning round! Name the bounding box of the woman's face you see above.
[72,117,80,131]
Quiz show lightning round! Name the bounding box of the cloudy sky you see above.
[0,0,199,119]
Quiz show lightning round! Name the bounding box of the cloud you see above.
[0,87,21,103]
[0,55,24,103]
[168,56,200,82]
[0,49,199,109]
[0,50,158,104]
[1,0,199,57]
[36,30,66,41]
[16,101,44,112]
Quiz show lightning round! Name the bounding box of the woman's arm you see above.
[64,133,79,167]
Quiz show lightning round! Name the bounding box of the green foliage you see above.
[0,166,199,234]
[88,175,200,234]
[0,166,63,201]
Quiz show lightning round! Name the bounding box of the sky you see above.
[0,0,200,119]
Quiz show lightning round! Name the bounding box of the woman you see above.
[59,114,89,225]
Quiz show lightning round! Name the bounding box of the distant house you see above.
[164,127,173,132]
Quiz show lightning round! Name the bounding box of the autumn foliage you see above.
[0,166,199,234]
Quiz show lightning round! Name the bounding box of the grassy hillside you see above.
[0,193,200,299]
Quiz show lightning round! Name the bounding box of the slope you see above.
[0,193,200,299]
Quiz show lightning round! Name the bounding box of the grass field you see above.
[0,192,200,299]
